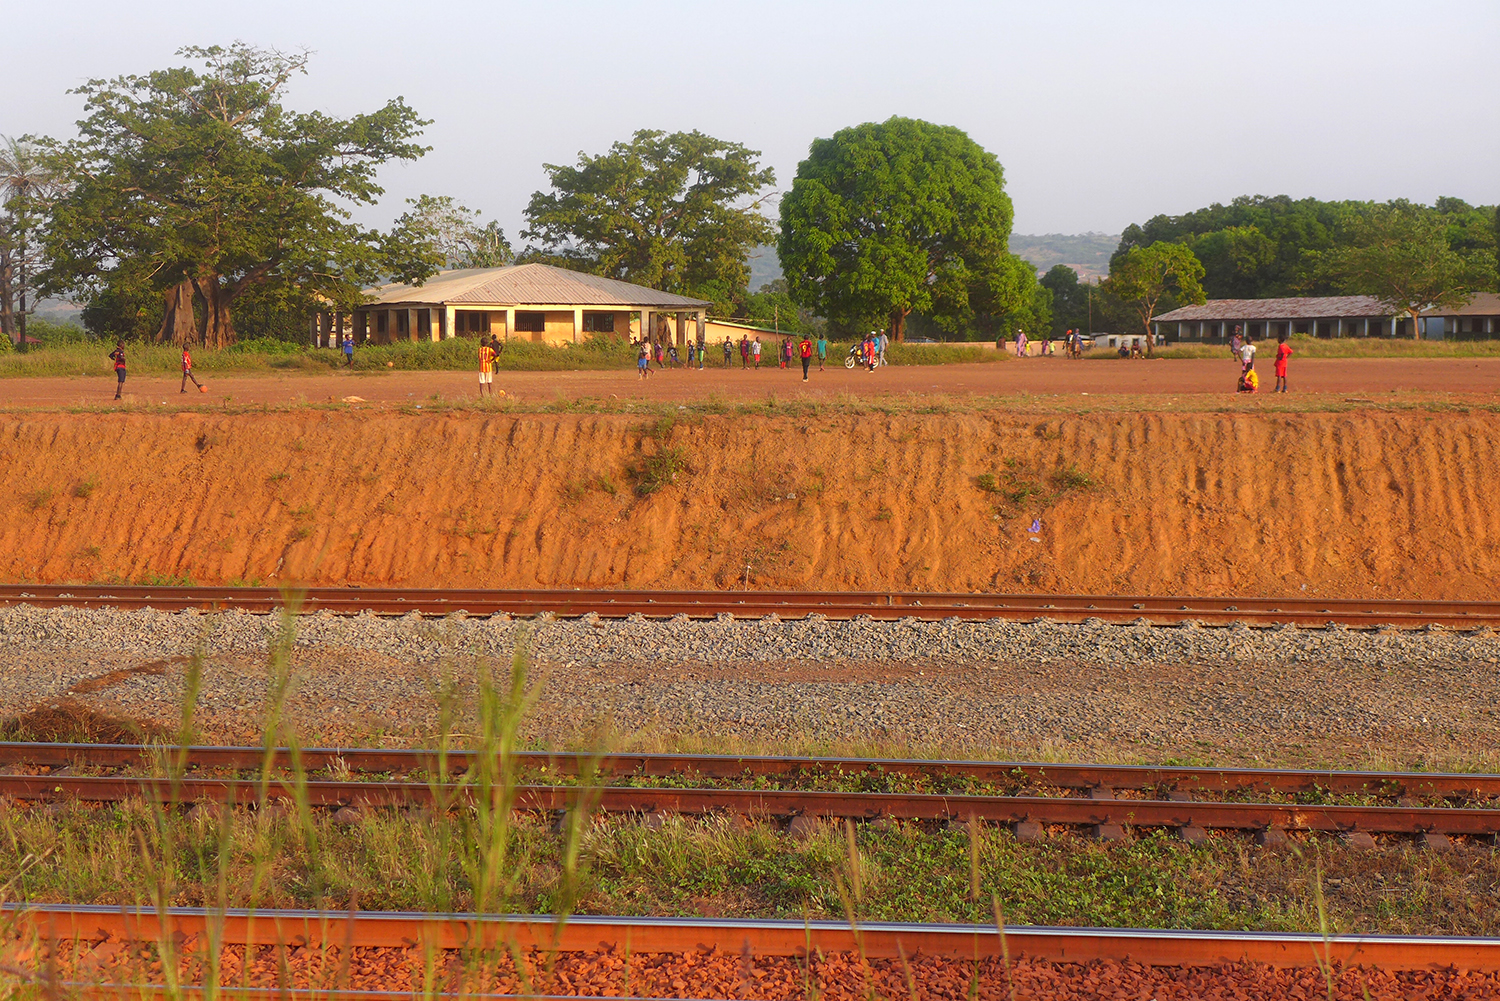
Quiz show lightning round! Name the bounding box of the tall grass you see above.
[0,605,597,999]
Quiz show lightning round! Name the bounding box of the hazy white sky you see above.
[8,0,1497,241]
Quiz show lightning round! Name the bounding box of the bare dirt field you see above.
[2,356,1498,408]
[3,405,1499,598]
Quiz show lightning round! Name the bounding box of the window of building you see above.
[463,311,490,333]
[376,312,388,334]
[515,312,546,333]
[583,312,615,333]
[396,311,409,334]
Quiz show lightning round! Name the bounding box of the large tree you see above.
[384,194,512,280]
[1103,241,1206,356]
[521,129,774,304]
[777,117,1021,342]
[1321,206,1497,338]
[39,44,429,347]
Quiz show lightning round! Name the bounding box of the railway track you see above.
[5,742,1497,842]
[5,584,1500,627]
[9,904,1500,974]
[8,741,1500,799]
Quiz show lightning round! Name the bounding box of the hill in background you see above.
[1007,232,1119,280]
[749,233,1119,290]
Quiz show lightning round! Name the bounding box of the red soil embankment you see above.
[3,409,1499,597]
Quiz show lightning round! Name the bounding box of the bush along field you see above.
[0,330,1014,379]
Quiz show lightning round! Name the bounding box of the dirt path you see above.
[3,408,1499,598]
[2,357,1498,408]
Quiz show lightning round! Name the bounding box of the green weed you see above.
[73,477,98,499]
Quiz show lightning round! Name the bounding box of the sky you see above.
[7,0,1498,243]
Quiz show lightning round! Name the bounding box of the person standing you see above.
[342,332,354,367]
[799,334,812,382]
[878,331,888,366]
[778,336,788,370]
[723,336,732,367]
[816,333,828,371]
[1229,326,1243,362]
[180,345,204,393]
[1274,332,1292,393]
[477,335,496,396]
[637,338,652,379]
[739,335,749,369]
[1015,328,1028,358]
[109,341,127,399]
[1240,335,1256,375]
[697,338,705,370]
[752,336,762,369]
[686,340,696,368]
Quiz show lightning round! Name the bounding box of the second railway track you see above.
[5,742,1497,844]
[5,584,1500,627]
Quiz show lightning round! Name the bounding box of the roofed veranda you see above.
[311,264,712,348]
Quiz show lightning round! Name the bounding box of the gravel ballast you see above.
[1,605,1497,766]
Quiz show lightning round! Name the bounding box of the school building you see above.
[312,264,711,348]
[1152,293,1500,342]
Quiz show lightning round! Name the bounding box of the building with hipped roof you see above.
[1152,293,1500,342]
[311,263,712,348]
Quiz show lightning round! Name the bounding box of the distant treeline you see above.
[1113,195,1498,300]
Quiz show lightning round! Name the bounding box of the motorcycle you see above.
[844,344,862,369]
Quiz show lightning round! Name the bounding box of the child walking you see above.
[180,346,205,393]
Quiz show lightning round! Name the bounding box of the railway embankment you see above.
[3,407,1500,597]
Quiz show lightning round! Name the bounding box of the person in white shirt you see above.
[1240,338,1256,372]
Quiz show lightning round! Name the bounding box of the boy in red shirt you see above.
[1274,333,1292,393]
[181,346,205,393]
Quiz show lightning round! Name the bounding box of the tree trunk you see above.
[1408,307,1422,340]
[0,248,12,344]
[155,280,198,346]
[16,238,27,353]
[191,275,237,348]
[891,307,909,343]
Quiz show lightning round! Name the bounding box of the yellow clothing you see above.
[1243,369,1258,392]
[478,345,496,374]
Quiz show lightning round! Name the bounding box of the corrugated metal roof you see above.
[1153,296,1391,322]
[1421,292,1500,317]
[365,263,711,308]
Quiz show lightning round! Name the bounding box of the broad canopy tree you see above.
[777,117,1030,341]
[521,129,775,311]
[1319,206,1497,338]
[1102,241,1206,356]
[39,44,430,347]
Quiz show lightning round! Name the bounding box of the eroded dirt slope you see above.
[3,409,1498,597]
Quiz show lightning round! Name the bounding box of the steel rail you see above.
[10,904,1500,971]
[7,741,1500,800]
[4,775,1498,836]
[4,584,1500,627]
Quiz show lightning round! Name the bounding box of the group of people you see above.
[1231,325,1292,394]
[105,342,208,400]
[635,332,839,382]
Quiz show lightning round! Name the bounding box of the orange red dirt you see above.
[3,406,1499,598]
[2,356,1499,407]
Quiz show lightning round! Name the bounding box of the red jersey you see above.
[182,349,192,372]
[1275,342,1292,376]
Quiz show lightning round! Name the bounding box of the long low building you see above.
[312,263,711,347]
[1153,293,1500,341]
